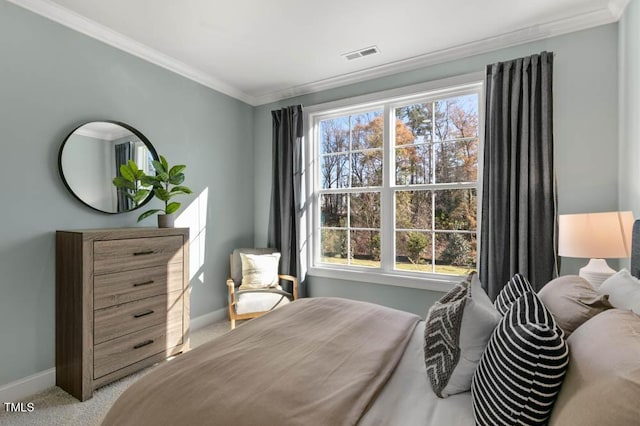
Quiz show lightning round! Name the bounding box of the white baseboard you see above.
[191,308,227,331]
[0,308,228,403]
[0,368,55,403]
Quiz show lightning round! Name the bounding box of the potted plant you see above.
[113,155,192,227]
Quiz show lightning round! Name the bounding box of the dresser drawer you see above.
[94,236,183,275]
[93,318,184,379]
[94,292,184,345]
[94,263,184,310]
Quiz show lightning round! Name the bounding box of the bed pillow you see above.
[549,309,640,426]
[239,252,281,289]
[424,273,501,398]
[598,268,640,314]
[471,292,569,426]
[538,275,612,337]
[494,273,535,315]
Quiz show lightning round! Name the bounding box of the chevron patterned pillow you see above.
[424,273,501,398]
[471,291,569,426]
[494,273,535,315]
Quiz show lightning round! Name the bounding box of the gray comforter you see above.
[102,297,420,426]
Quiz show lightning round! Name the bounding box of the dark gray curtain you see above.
[268,105,305,297]
[114,142,132,212]
[479,51,557,300]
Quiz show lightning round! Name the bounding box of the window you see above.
[309,78,482,285]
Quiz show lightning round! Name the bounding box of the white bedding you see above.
[360,321,475,426]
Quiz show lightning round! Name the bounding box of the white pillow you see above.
[424,273,502,397]
[598,268,640,314]
[239,252,281,289]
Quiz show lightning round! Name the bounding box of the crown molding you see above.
[252,5,622,105]
[608,0,631,19]
[8,0,627,107]
[6,0,256,105]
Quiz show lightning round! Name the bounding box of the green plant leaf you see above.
[137,209,162,222]
[127,160,139,173]
[169,165,186,177]
[157,172,169,182]
[134,169,146,179]
[152,160,166,174]
[165,202,181,214]
[160,155,169,171]
[113,176,135,190]
[168,173,184,185]
[140,175,160,187]
[132,189,150,204]
[119,164,136,181]
[154,187,171,201]
[170,185,193,194]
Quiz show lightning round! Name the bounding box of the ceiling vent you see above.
[342,46,381,61]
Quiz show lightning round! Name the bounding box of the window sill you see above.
[307,266,462,292]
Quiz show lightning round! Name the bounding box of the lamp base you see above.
[579,258,616,289]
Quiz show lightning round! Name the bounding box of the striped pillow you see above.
[494,273,535,315]
[471,292,569,426]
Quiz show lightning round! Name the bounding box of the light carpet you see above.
[0,320,233,426]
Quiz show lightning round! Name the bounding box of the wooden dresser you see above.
[55,227,190,401]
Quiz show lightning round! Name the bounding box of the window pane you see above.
[320,117,349,154]
[320,154,348,189]
[352,150,382,187]
[351,111,383,150]
[350,192,380,228]
[395,145,432,185]
[321,229,348,264]
[395,190,432,230]
[434,189,477,231]
[434,139,478,183]
[395,231,432,273]
[434,95,479,141]
[351,230,381,268]
[434,233,476,274]
[395,103,433,143]
[321,194,347,227]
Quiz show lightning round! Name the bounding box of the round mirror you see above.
[58,121,158,214]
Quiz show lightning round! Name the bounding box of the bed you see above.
[102,224,640,426]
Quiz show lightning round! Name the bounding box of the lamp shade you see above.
[558,211,634,259]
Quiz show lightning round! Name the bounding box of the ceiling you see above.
[9,0,627,105]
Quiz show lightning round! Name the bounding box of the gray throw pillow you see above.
[424,273,501,398]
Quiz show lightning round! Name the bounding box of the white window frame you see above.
[304,73,485,291]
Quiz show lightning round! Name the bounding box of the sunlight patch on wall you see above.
[176,187,208,282]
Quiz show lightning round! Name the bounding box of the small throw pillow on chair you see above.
[239,253,281,289]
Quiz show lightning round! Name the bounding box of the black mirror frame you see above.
[58,120,159,214]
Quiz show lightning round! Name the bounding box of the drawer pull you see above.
[133,339,154,350]
[133,310,155,318]
[133,250,155,256]
[133,280,155,287]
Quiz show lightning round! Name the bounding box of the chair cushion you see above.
[239,252,281,289]
[236,290,291,315]
[230,248,278,285]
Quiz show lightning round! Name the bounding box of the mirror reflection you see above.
[58,121,158,214]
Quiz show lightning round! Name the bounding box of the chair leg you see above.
[230,318,236,330]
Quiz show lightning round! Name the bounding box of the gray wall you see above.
[619,0,640,216]
[0,2,254,386]
[253,24,620,313]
